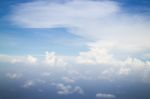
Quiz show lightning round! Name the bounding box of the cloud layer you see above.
[1,49,150,83]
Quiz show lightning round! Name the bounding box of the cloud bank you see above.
[1,50,150,83]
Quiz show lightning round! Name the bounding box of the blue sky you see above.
[0,0,150,99]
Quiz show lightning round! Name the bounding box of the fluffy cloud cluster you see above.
[62,77,75,83]
[76,47,114,65]
[76,44,150,66]
[44,51,67,66]
[6,73,22,79]
[53,83,84,95]
[75,45,150,82]
[0,55,35,64]
[22,80,35,88]
[0,51,67,67]
[1,48,150,82]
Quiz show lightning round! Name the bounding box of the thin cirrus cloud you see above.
[9,0,150,53]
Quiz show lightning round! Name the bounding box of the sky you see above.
[0,0,150,99]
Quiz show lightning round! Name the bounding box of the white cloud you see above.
[0,54,37,64]
[10,0,119,28]
[57,84,73,95]
[1,49,150,83]
[41,72,51,76]
[0,52,66,66]
[5,0,150,83]
[76,47,114,65]
[74,86,84,94]
[10,0,150,53]
[75,44,150,67]
[96,93,116,98]
[11,55,37,64]
[54,83,84,95]
[73,44,150,82]
[6,73,22,79]
[44,51,67,66]
[62,77,75,83]
[26,55,37,64]
[22,80,35,88]
[0,55,15,63]
[144,53,150,58]
[118,67,130,76]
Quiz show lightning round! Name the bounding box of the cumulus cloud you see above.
[76,47,114,65]
[22,80,35,88]
[41,72,51,76]
[11,55,37,64]
[6,73,22,79]
[1,49,150,83]
[0,55,15,63]
[26,55,37,64]
[62,77,75,83]
[74,86,84,94]
[53,83,84,95]
[44,51,67,66]
[118,67,130,76]
[75,45,149,66]
[0,54,37,64]
[0,51,66,66]
[10,0,150,53]
[96,93,116,98]
[74,44,150,82]
[144,53,150,58]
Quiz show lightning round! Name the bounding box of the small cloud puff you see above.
[96,93,116,98]
[6,73,22,79]
[22,80,35,88]
[44,51,67,66]
[11,55,37,64]
[53,83,84,95]
[62,77,75,83]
